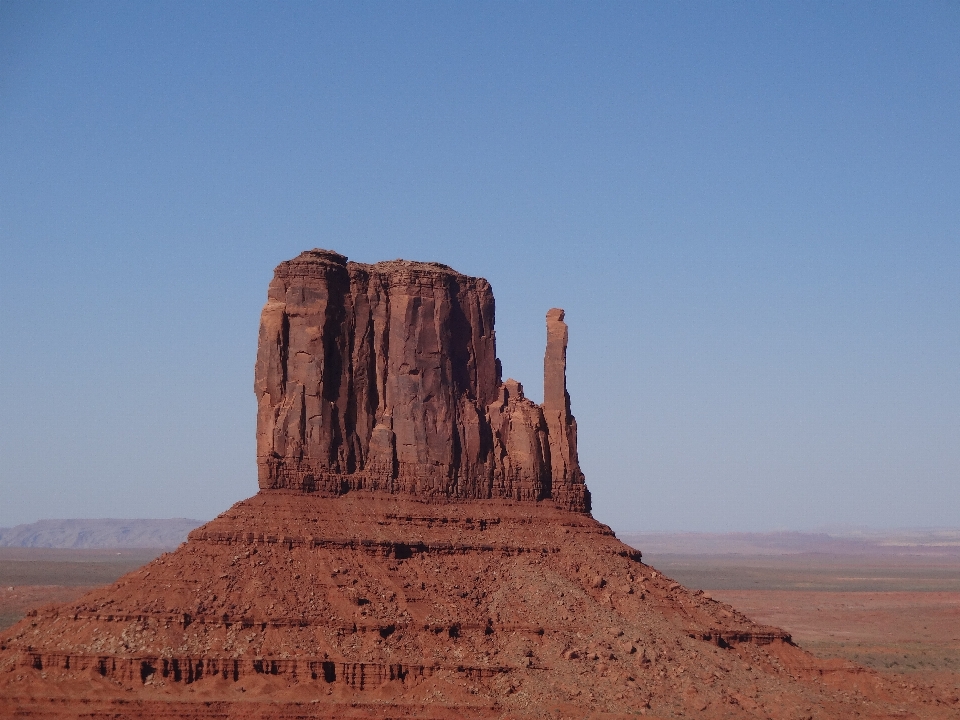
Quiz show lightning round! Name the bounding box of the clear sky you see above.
[1,2,958,532]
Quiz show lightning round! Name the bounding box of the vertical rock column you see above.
[486,379,551,502]
[542,309,591,512]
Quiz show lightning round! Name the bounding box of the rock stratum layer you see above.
[0,250,955,719]
[255,249,588,512]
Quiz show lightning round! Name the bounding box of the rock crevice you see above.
[255,249,590,512]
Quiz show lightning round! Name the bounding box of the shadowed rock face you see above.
[255,249,590,512]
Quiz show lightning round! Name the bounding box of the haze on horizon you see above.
[1,2,958,534]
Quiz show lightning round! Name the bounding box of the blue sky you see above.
[1,2,958,531]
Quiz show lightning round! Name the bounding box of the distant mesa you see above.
[255,249,589,512]
[0,519,204,549]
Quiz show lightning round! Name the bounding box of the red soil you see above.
[1,491,958,718]
[710,590,960,702]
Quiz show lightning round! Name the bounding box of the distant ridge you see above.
[620,529,960,556]
[0,518,205,549]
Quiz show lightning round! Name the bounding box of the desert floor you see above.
[0,548,163,629]
[649,551,960,702]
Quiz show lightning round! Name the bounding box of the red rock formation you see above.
[486,379,550,502]
[2,492,954,719]
[0,250,953,719]
[255,249,588,512]
[542,308,589,512]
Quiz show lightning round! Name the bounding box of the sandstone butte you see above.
[0,250,954,719]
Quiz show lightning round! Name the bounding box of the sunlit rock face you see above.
[254,249,590,512]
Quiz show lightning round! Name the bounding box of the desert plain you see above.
[628,530,960,705]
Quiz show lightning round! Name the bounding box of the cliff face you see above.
[254,249,590,512]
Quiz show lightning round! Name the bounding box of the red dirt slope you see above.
[1,491,957,718]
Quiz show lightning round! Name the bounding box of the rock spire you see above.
[255,249,590,512]
[542,308,587,511]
